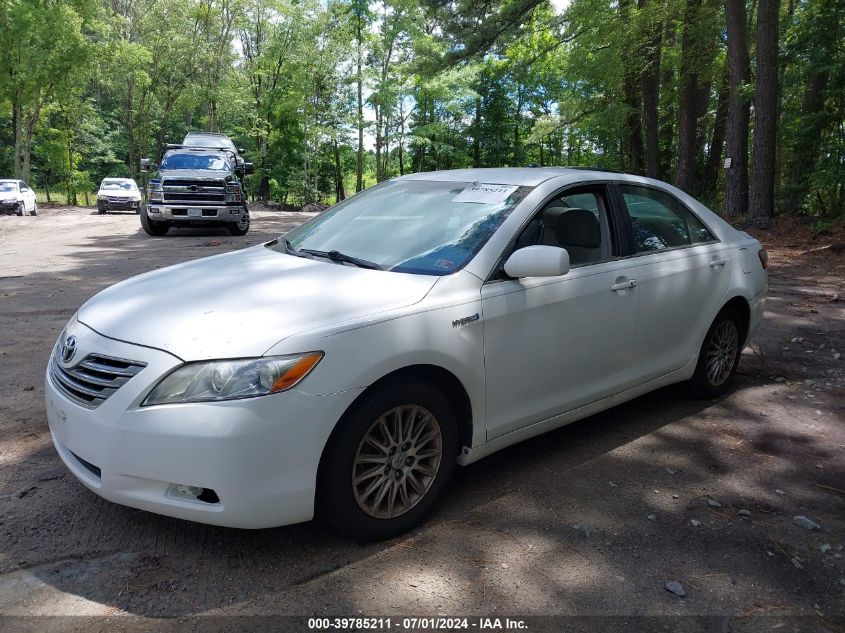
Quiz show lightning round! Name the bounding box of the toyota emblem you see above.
[61,335,78,364]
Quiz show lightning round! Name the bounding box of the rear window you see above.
[620,185,715,253]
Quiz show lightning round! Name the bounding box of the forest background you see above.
[1,0,842,227]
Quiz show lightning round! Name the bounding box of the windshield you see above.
[273,180,532,276]
[100,181,137,191]
[0,183,17,193]
[160,152,231,171]
[184,135,236,151]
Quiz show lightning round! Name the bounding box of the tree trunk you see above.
[676,0,703,193]
[703,72,729,197]
[783,69,828,211]
[639,0,663,179]
[12,92,22,179]
[748,0,780,226]
[723,0,750,217]
[355,19,364,193]
[473,96,481,167]
[375,105,383,183]
[334,139,346,202]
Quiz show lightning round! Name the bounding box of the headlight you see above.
[142,352,323,406]
[147,181,163,201]
[225,183,242,203]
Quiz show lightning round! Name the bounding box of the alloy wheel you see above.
[706,320,738,386]
[352,405,443,519]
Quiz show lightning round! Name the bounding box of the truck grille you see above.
[162,179,227,205]
[50,352,146,409]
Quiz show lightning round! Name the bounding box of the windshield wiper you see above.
[279,238,314,259]
[299,248,384,270]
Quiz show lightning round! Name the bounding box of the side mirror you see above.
[244,162,254,175]
[238,148,246,154]
[140,158,150,172]
[504,245,570,278]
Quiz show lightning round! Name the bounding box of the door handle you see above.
[710,257,729,268]
[610,279,637,291]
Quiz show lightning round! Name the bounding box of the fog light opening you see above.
[171,483,220,504]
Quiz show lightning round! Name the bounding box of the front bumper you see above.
[0,201,20,214]
[98,198,141,212]
[45,319,361,529]
[147,204,245,224]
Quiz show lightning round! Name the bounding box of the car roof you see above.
[0,179,20,183]
[101,177,135,182]
[185,132,229,137]
[397,167,655,187]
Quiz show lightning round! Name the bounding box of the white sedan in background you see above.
[0,179,37,216]
[45,168,767,540]
[96,177,142,214]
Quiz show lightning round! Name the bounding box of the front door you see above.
[481,185,640,440]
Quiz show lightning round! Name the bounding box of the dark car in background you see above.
[140,146,251,237]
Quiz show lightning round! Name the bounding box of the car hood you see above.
[0,193,20,201]
[77,246,438,360]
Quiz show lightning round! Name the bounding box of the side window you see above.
[620,185,714,253]
[511,187,611,267]
[19,182,29,192]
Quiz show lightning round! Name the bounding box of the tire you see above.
[140,208,169,236]
[15,202,24,217]
[688,307,744,399]
[30,203,37,216]
[319,379,459,541]
[227,208,250,236]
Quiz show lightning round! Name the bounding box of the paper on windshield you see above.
[452,183,518,204]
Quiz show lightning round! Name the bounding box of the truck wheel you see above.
[227,209,250,236]
[140,208,169,236]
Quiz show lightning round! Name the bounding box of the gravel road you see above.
[0,207,843,631]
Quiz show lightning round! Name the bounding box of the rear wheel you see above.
[319,380,458,541]
[227,208,250,236]
[688,307,743,398]
[140,207,169,236]
[30,202,37,216]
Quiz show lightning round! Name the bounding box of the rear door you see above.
[481,184,640,440]
[614,184,732,380]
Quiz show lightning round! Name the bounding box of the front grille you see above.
[162,179,227,205]
[50,352,146,409]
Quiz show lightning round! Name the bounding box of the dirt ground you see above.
[0,207,843,631]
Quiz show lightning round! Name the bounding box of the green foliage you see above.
[0,0,841,217]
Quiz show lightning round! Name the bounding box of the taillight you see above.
[758,249,769,269]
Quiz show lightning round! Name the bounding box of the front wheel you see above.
[688,307,743,398]
[140,208,169,236]
[227,209,250,236]
[319,380,459,541]
[15,202,24,217]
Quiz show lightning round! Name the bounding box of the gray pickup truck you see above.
[140,145,253,237]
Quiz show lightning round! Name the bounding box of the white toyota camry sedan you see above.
[45,168,767,539]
